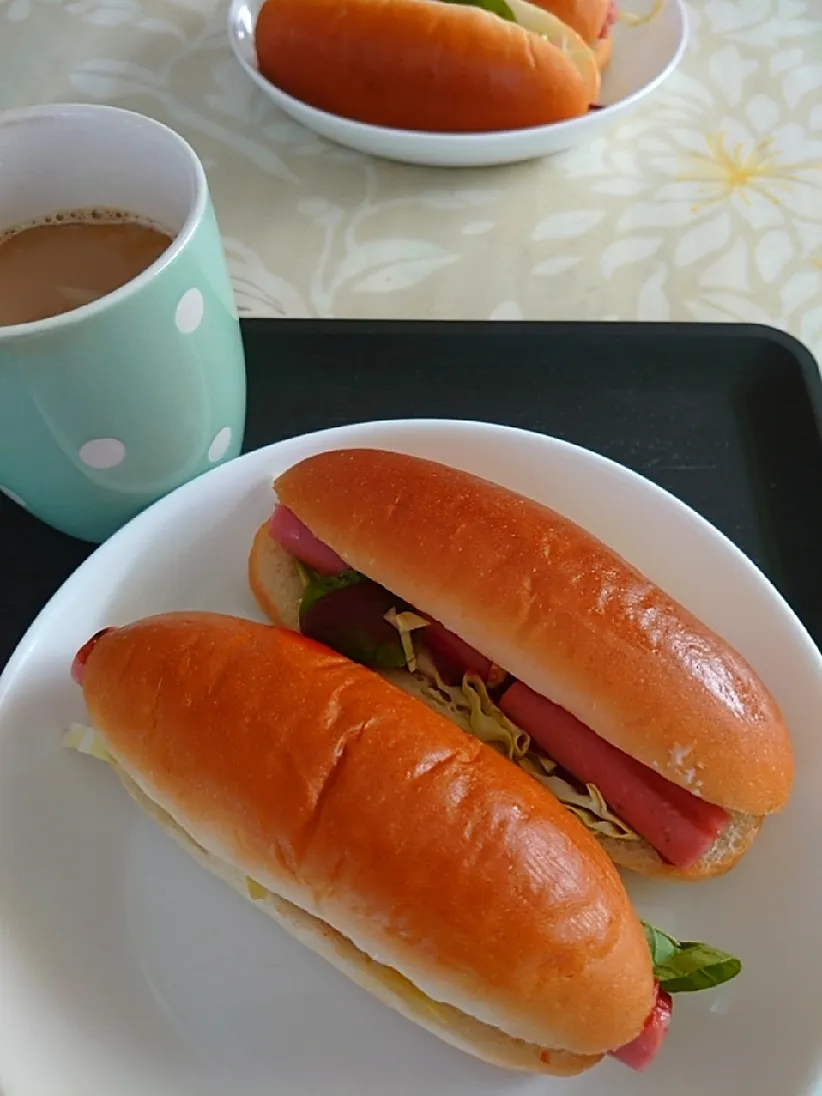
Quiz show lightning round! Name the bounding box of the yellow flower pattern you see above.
[679,132,816,209]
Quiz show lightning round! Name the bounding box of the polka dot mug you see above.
[0,103,246,543]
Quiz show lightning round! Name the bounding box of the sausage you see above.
[423,621,496,686]
[499,682,730,868]
[609,985,673,1070]
[269,505,347,575]
[71,627,117,685]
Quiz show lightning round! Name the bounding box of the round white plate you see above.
[226,0,688,167]
[0,419,820,1096]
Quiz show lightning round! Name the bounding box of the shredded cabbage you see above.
[417,668,529,760]
[519,755,637,840]
[401,655,639,843]
[246,876,268,900]
[384,608,429,674]
[62,723,112,762]
[375,963,450,1023]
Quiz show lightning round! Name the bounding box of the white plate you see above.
[227,0,688,167]
[0,419,820,1096]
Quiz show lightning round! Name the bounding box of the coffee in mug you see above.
[0,208,173,326]
[0,103,247,543]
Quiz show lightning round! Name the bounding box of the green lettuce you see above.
[439,0,516,21]
[643,924,741,993]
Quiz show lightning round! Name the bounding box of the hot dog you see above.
[65,613,740,1075]
[248,448,794,881]
[254,0,614,132]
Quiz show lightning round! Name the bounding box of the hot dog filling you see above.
[608,984,672,1070]
[269,505,732,870]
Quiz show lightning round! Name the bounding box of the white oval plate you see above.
[227,0,688,167]
[0,419,820,1096]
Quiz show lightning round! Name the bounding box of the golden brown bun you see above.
[274,449,794,817]
[594,31,612,72]
[248,527,765,881]
[82,612,655,1057]
[255,0,593,133]
[528,0,609,42]
[118,769,598,1075]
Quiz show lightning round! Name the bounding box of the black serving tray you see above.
[2,320,821,667]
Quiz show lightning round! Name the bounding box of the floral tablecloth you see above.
[2,0,821,361]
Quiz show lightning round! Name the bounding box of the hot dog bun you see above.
[76,612,655,1071]
[593,32,612,72]
[248,448,793,879]
[529,0,609,43]
[254,0,600,133]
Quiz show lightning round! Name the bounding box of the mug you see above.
[0,103,247,544]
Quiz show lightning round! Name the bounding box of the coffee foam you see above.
[0,207,173,244]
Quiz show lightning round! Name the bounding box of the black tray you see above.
[2,320,821,667]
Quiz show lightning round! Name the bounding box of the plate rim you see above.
[2,416,819,711]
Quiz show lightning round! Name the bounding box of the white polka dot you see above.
[175,288,204,334]
[0,485,28,511]
[208,426,232,462]
[79,438,126,470]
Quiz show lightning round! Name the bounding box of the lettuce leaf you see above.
[299,567,369,618]
[298,566,408,670]
[440,0,516,21]
[643,924,741,993]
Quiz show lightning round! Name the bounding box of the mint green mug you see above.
[0,104,246,543]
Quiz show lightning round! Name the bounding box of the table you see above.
[2,0,821,362]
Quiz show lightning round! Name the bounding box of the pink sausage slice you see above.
[423,620,495,685]
[499,682,729,869]
[71,627,117,685]
[609,985,673,1070]
[268,505,347,575]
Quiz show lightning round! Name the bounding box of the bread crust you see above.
[273,449,793,816]
[82,612,655,1056]
[255,0,593,132]
[248,528,766,880]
